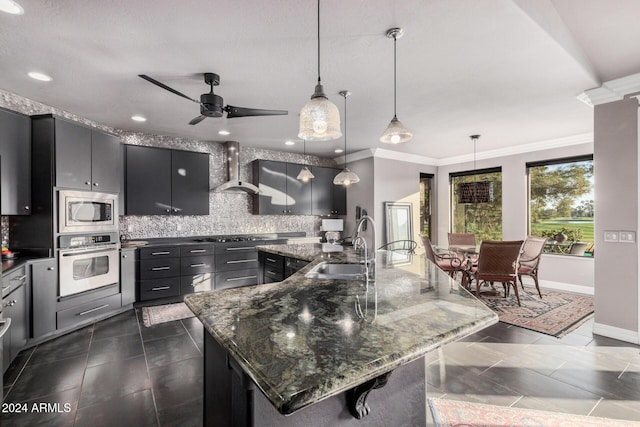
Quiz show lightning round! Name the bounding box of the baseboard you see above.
[538,279,594,295]
[592,322,640,345]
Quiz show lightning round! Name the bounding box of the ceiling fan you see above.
[138,73,288,125]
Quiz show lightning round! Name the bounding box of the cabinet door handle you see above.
[85,181,91,186]
[266,258,277,262]
[226,259,255,264]
[151,286,171,291]
[226,247,252,251]
[93,182,99,187]
[122,255,127,259]
[151,266,171,271]
[24,205,30,211]
[190,263,206,268]
[226,275,257,282]
[47,267,55,271]
[151,251,171,256]
[11,275,27,283]
[2,285,11,294]
[190,249,206,253]
[78,304,109,316]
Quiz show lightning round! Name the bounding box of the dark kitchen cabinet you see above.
[259,251,285,284]
[252,160,311,215]
[285,257,309,277]
[214,242,259,289]
[137,245,181,301]
[30,258,57,339]
[0,107,31,215]
[2,267,29,373]
[120,248,136,306]
[31,115,121,193]
[311,166,347,216]
[125,145,209,215]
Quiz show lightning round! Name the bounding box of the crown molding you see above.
[578,72,640,106]
[339,133,593,167]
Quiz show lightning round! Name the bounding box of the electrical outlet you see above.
[176,224,182,232]
[128,224,134,232]
[604,231,619,242]
[619,231,636,243]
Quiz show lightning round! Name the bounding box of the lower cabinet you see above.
[260,252,309,284]
[137,245,181,301]
[30,258,57,339]
[214,243,259,290]
[285,257,310,277]
[120,248,136,306]
[56,293,122,331]
[2,267,29,374]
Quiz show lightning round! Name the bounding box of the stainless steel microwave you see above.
[58,190,119,234]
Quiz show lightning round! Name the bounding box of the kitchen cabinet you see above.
[2,266,29,373]
[180,244,215,295]
[214,242,259,290]
[0,107,31,215]
[138,246,181,301]
[311,166,347,216]
[259,252,285,284]
[31,115,121,193]
[125,145,209,215]
[252,160,312,215]
[30,258,57,339]
[285,257,309,277]
[120,248,136,306]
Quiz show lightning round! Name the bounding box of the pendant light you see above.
[333,90,360,186]
[298,0,342,142]
[380,27,412,144]
[296,139,315,182]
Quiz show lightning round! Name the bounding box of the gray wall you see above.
[345,157,375,241]
[593,98,638,337]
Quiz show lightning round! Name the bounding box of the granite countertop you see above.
[185,244,498,415]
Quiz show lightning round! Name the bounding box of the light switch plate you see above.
[604,231,619,242]
[619,231,636,243]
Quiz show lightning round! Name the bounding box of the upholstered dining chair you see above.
[448,233,476,249]
[378,240,418,254]
[518,236,547,298]
[474,240,524,306]
[421,235,462,277]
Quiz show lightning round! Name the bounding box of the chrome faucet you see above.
[353,215,376,280]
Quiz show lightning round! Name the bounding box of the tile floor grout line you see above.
[478,359,503,375]
[509,395,524,407]
[181,319,203,356]
[135,308,162,427]
[3,346,36,398]
[72,324,96,426]
[587,397,604,416]
[617,362,630,379]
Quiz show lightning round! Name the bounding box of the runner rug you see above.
[478,286,593,337]
[141,302,195,327]
[429,399,640,427]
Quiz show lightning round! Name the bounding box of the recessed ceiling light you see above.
[131,115,147,122]
[285,140,295,146]
[334,148,344,153]
[218,130,230,136]
[27,71,52,82]
[0,0,24,15]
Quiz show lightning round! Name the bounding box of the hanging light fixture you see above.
[298,0,342,142]
[296,139,315,182]
[380,27,412,144]
[457,135,494,203]
[334,90,360,186]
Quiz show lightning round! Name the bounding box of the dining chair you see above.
[421,235,462,277]
[448,233,476,249]
[568,241,589,256]
[474,240,524,306]
[517,236,547,298]
[378,240,418,254]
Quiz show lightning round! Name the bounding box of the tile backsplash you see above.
[1,89,341,243]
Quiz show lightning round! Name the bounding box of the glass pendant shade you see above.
[333,168,360,186]
[380,116,413,144]
[296,166,315,182]
[298,84,342,141]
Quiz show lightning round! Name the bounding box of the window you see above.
[419,173,434,239]
[450,167,502,242]
[527,156,594,256]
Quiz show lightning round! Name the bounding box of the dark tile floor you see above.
[2,306,640,426]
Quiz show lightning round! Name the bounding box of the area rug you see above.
[429,399,640,427]
[478,286,593,337]
[141,302,195,327]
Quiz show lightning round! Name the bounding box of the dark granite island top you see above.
[185,244,498,424]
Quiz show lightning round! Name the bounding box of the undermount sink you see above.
[304,262,367,280]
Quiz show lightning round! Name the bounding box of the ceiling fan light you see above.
[333,168,360,186]
[296,166,315,183]
[380,116,413,144]
[298,89,342,141]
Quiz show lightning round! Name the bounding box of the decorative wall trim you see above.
[538,280,594,296]
[592,322,640,345]
[578,72,640,106]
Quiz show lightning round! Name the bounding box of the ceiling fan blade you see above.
[189,115,207,125]
[138,74,201,105]
[224,106,288,118]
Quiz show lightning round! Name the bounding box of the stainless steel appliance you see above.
[58,233,119,297]
[58,190,118,234]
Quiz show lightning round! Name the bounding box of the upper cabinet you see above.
[124,145,209,215]
[252,160,312,215]
[311,166,346,216]
[32,115,121,194]
[0,107,31,215]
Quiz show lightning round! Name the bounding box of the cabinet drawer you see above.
[215,251,258,272]
[139,277,181,301]
[214,269,259,290]
[2,265,28,298]
[180,244,216,257]
[57,294,121,330]
[214,242,258,254]
[139,246,180,259]
[286,257,309,270]
[180,273,214,295]
[180,255,215,275]
[263,268,284,283]
[139,258,180,279]
[262,253,284,272]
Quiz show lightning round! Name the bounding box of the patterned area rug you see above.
[429,399,640,427]
[477,286,594,337]
[141,302,195,327]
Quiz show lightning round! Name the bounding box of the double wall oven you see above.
[58,190,120,297]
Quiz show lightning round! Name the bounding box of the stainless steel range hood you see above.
[214,141,260,193]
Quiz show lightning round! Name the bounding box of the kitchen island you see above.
[185,244,498,426]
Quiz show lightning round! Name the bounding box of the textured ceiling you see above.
[1,0,639,158]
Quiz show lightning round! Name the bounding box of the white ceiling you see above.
[2,0,639,159]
